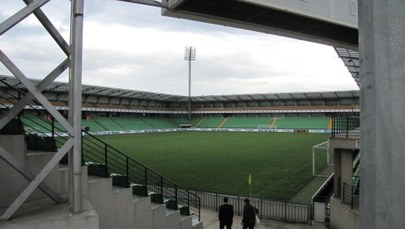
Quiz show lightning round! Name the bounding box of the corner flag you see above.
[248,174,252,196]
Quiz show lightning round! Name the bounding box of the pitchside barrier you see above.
[40,127,329,137]
[189,189,312,224]
[36,128,330,137]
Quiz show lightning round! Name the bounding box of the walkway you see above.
[201,207,327,229]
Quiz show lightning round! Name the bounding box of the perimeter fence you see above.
[189,189,312,224]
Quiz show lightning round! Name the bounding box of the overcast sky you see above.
[0,0,359,96]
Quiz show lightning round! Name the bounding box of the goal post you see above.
[312,141,332,177]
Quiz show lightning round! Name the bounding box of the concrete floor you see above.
[200,207,327,229]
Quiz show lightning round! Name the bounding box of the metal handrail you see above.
[82,131,201,220]
[331,115,360,137]
[188,188,311,224]
[342,181,359,209]
[0,80,201,220]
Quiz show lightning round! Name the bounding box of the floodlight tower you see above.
[184,46,196,121]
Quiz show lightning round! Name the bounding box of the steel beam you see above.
[0,138,73,220]
[23,0,71,56]
[0,50,74,135]
[0,58,69,130]
[0,147,65,204]
[69,0,84,214]
[0,0,50,36]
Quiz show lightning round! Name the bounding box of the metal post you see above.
[284,202,287,222]
[237,195,240,215]
[69,0,84,214]
[198,198,201,221]
[144,168,148,196]
[104,144,108,177]
[160,176,164,196]
[175,185,178,202]
[188,57,191,121]
[126,157,129,188]
[187,191,190,208]
[346,116,349,138]
[215,192,218,211]
[312,147,315,176]
[184,46,196,122]
[260,198,263,218]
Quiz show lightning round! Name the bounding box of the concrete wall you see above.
[330,197,359,229]
[0,135,99,229]
[0,135,66,207]
[244,0,358,28]
[359,1,405,228]
[86,176,202,229]
[329,133,359,228]
[341,150,353,187]
[0,135,201,229]
[0,135,27,208]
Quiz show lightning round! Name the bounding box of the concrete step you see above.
[86,172,203,229]
[179,215,193,229]
[192,219,203,229]
[151,202,167,229]
[180,215,204,229]
[133,194,152,229]
[57,165,88,198]
[166,209,181,229]
[112,186,135,229]
[86,176,114,229]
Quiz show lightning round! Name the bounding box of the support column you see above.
[333,149,342,197]
[341,149,353,191]
[359,1,405,228]
[69,0,84,214]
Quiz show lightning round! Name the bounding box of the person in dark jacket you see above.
[218,197,234,229]
[241,198,256,229]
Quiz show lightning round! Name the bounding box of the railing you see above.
[81,131,201,220]
[0,80,201,221]
[342,181,359,209]
[331,115,360,137]
[0,78,65,151]
[189,189,311,224]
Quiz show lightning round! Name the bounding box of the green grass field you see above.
[96,131,329,201]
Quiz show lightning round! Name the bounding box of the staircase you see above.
[217,117,228,128]
[87,175,202,229]
[0,135,203,229]
[0,77,202,228]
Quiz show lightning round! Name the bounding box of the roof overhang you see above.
[163,0,358,49]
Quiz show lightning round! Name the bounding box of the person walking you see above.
[218,197,234,229]
[241,198,256,229]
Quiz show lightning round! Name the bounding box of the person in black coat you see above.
[241,198,256,229]
[218,197,234,229]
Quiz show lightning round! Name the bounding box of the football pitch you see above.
[96,131,329,201]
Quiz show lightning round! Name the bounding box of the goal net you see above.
[312,141,333,177]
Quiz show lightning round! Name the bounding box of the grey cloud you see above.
[1,1,358,97]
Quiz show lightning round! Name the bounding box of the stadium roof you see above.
[162,0,358,49]
[192,91,359,102]
[335,47,360,87]
[0,75,184,102]
[0,75,359,103]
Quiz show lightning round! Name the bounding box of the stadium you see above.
[0,1,403,229]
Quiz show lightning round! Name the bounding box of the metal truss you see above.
[0,0,166,220]
[0,0,83,220]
